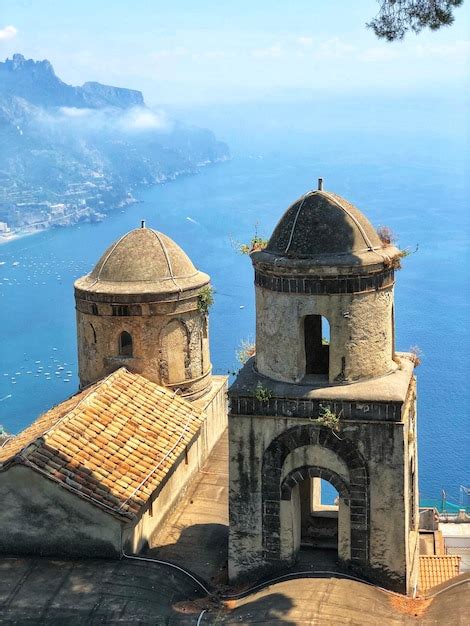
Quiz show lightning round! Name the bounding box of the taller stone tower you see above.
[229,182,419,593]
[74,223,212,400]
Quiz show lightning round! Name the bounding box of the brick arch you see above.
[262,424,369,566]
[281,465,350,504]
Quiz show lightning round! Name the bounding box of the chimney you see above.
[318,177,324,191]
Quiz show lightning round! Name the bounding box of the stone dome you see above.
[264,190,386,266]
[75,226,209,296]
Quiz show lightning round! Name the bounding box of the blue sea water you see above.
[0,111,468,505]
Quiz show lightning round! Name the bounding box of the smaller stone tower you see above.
[74,223,212,400]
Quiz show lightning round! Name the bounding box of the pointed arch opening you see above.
[119,331,133,357]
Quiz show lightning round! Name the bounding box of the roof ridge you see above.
[148,228,183,292]
[284,190,315,254]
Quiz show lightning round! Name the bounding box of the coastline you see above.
[0,157,231,248]
[0,228,43,247]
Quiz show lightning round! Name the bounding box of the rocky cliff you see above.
[0,55,229,234]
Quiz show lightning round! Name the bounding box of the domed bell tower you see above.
[229,180,419,594]
[74,222,212,401]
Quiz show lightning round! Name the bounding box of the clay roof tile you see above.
[0,368,205,519]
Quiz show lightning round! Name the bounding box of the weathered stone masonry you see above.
[228,185,419,594]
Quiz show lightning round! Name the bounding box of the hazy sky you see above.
[1,0,469,104]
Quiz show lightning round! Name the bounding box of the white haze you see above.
[48,105,173,135]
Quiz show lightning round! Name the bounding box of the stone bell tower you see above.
[74,223,213,400]
[229,180,419,593]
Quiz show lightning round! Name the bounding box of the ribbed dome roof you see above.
[266,190,383,260]
[75,226,209,296]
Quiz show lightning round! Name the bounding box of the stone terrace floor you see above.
[148,429,230,585]
[147,429,345,585]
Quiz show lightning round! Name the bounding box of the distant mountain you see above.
[0,54,144,109]
[0,54,229,235]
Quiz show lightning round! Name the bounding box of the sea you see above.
[0,97,468,507]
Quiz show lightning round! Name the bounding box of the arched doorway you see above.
[261,424,369,570]
[280,465,350,568]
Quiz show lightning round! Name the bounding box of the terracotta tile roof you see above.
[419,555,461,592]
[0,368,205,519]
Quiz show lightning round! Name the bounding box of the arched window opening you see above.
[91,303,98,315]
[119,331,133,357]
[304,315,329,376]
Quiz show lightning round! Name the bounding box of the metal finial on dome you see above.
[141,220,145,228]
[318,177,324,191]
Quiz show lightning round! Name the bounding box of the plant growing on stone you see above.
[238,235,268,255]
[310,404,342,436]
[197,285,214,313]
[377,225,397,245]
[376,226,418,271]
[390,249,410,270]
[236,339,256,364]
[408,345,423,367]
[232,224,268,255]
[254,382,273,403]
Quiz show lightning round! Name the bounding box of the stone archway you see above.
[281,465,350,503]
[261,424,369,568]
[280,464,351,563]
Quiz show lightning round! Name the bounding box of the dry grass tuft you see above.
[236,339,256,364]
[377,225,397,245]
[409,345,423,367]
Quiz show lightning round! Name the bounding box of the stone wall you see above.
[75,294,211,400]
[255,284,396,384]
[0,465,123,557]
[228,375,419,593]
